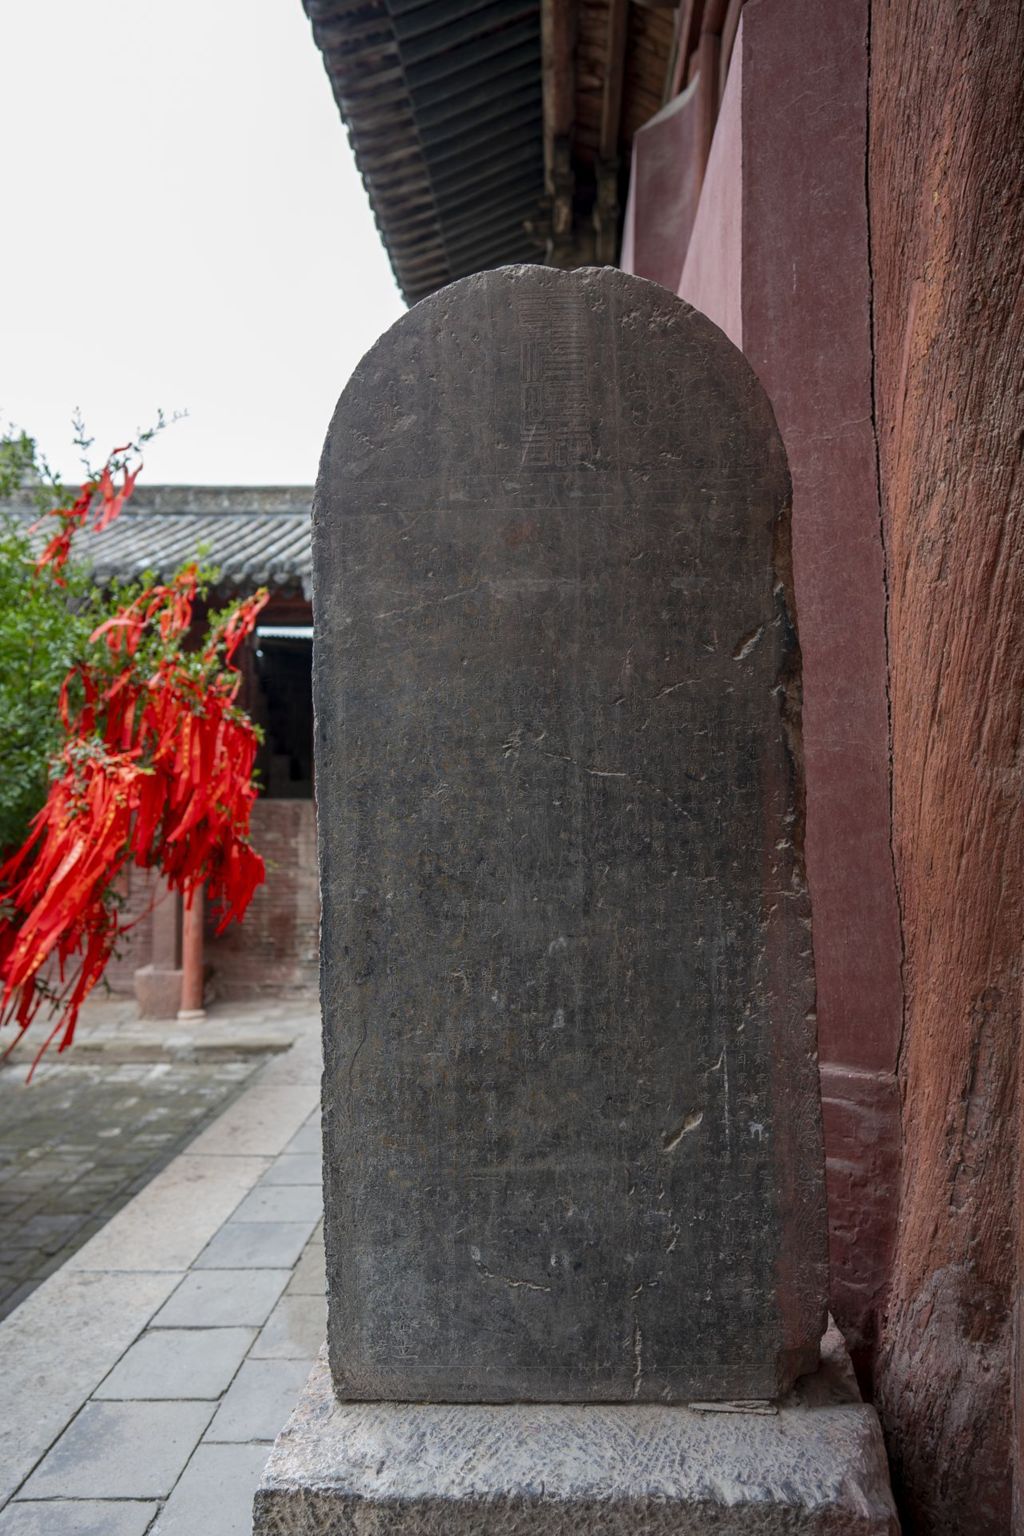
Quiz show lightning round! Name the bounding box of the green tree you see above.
[0,422,266,1067]
[0,432,117,854]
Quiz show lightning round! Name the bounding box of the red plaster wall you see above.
[623,78,706,295]
[869,1,1024,1529]
[629,0,904,1373]
[677,39,742,349]
[737,0,903,1374]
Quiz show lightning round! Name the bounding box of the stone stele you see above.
[314,265,828,1405]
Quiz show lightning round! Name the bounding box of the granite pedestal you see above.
[253,1328,898,1535]
[133,964,183,1020]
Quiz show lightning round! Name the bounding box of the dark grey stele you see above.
[313,265,827,1406]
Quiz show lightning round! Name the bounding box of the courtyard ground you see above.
[0,996,311,1320]
[0,997,323,1536]
[0,1058,258,1321]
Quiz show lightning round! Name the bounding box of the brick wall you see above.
[207,799,319,999]
[105,800,318,1001]
[104,869,159,994]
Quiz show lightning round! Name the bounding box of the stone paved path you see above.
[0,1007,323,1536]
[0,1059,258,1321]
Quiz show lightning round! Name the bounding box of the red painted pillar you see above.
[177,885,206,1021]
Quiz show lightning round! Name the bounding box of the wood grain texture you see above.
[869,1,1024,1529]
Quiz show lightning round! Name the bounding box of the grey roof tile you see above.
[1,485,313,596]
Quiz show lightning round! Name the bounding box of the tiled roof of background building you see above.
[1,485,314,596]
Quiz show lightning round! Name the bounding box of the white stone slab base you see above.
[253,1328,899,1535]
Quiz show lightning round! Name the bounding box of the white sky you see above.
[0,1,405,485]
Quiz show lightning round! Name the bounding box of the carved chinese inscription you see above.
[518,295,595,466]
[314,265,828,1405]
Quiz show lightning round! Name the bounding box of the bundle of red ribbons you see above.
[0,461,268,1075]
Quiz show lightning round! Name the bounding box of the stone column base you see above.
[133,965,183,1019]
[253,1327,899,1535]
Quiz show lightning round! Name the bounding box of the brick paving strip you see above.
[0,1011,324,1536]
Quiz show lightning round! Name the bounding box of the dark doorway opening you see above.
[253,626,313,798]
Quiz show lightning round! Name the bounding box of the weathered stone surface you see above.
[252,1331,899,1535]
[315,264,827,1403]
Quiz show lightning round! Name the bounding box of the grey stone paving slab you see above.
[0,1059,255,1320]
[0,1267,182,1506]
[153,1442,271,1536]
[186,1086,318,1157]
[67,1153,271,1273]
[254,1336,900,1535]
[231,1185,323,1224]
[0,1502,158,1536]
[206,1358,313,1443]
[0,1019,322,1513]
[20,1399,214,1499]
[94,1326,257,1400]
[153,1268,291,1328]
[251,1293,327,1359]
[259,1041,322,1089]
[286,1239,325,1297]
[258,1155,321,1187]
[196,1221,314,1271]
[281,1119,320,1156]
